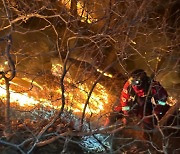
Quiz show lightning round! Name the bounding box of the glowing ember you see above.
[51,63,63,76]
[0,60,8,72]
[96,69,113,78]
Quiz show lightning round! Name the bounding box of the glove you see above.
[122,117,127,125]
[104,117,110,127]
[114,105,122,112]
[104,112,123,126]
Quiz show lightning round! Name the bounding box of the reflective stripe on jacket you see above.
[115,79,168,115]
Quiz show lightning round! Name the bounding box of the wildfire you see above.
[0,58,110,115]
[0,79,109,115]
[51,62,110,114]
[96,69,113,78]
[70,83,109,114]
[0,84,39,107]
[61,0,95,23]
[0,78,60,109]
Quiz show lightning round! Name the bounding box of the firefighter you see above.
[105,69,170,139]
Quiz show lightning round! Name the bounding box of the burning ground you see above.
[0,0,180,153]
[0,63,179,153]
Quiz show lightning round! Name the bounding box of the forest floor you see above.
[0,104,179,154]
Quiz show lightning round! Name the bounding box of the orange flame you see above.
[0,78,109,114]
[0,60,110,114]
[61,0,95,23]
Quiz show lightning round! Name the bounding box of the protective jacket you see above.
[114,78,170,119]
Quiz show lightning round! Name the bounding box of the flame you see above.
[0,78,109,114]
[0,61,8,72]
[61,0,71,9]
[0,84,38,107]
[21,78,43,90]
[51,62,109,114]
[0,83,62,110]
[0,61,109,115]
[0,78,58,109]
[61,0,95,23]
[64,82,109,114]
[96,69,113,78]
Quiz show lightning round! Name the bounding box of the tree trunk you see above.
[71,0,77,17]
[4,78,11,135]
